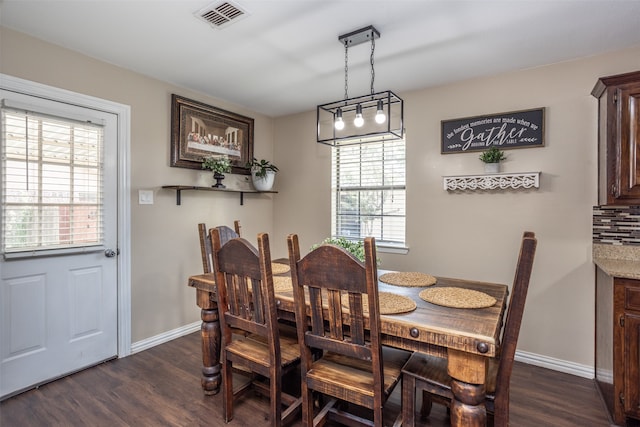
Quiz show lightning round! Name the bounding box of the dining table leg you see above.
[196,289,221,395]
[446,349,487,427]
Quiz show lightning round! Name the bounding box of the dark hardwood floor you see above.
[1,332,613,426]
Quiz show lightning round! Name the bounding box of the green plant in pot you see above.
[479,146,506,173]
[202,156,231,188]
[247,157,278,191]
[310,237,380,265]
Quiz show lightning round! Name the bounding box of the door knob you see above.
[104,249,117,258]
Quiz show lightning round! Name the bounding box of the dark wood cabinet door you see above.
[614,82,640,204]
[624,312,640,419]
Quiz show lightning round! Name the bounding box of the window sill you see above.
[377,244,409,255]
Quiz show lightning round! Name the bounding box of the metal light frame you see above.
[317,25,404,146]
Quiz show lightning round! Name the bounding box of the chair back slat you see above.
[326,288,345,340]
[345,293,366,345]
[307,287,324,335]
[493,232,537,425]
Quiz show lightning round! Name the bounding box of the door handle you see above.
[104,249,117,258]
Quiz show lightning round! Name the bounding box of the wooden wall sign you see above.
[441,108,544,154]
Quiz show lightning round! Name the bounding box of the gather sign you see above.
[441,108,545,154]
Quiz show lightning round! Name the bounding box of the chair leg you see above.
[271,374,282,427]
[223,357,234,422]
[402,375,416,427]
[420,389,433,420]
[374,405,383,427]
[301,382,315,426]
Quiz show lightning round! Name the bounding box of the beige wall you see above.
[4,24,640,369]
[273,45,640,369]
[1,27,277,342]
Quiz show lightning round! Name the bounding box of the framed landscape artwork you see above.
[170,94,254,174]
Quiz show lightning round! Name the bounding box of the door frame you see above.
[1,73,132,357]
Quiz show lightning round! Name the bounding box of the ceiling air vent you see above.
[195,1,249,29]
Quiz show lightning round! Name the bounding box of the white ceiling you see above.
[2,0,640,117]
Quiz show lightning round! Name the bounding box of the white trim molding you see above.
[131,322,201,354]
[515,349,594,379]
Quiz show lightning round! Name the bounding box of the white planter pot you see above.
[251,170,276,191]
[484,162,500,174]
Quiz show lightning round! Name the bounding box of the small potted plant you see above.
[479,146,506,173]
[310,237,380,265]
[202,156,231,188]
[247,157,279,191]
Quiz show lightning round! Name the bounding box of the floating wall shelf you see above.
[162,185,277,206]
[443,172,540,191]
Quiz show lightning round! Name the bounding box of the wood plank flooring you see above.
[1,332,614,426]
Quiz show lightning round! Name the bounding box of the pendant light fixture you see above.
[317,25,404,146]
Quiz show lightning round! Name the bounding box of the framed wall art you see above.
[170,94,254,174]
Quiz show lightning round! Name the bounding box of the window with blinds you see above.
[1,107,104,255]
[331,138,406,248]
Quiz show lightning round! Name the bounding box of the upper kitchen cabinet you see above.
[592,71,640,205]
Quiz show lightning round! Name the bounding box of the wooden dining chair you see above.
[212,229,302,426]
[287,234,410,427]
[198,220,241,273]
[401,231,537,427]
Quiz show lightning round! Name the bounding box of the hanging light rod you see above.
[338,25,380,48]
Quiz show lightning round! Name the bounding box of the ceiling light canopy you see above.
[317,25,404,146]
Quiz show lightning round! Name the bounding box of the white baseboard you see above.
[130,321,201,354]
[130,323,596,381]
[515,349,594,379]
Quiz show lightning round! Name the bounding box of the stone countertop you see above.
[593,243,640,280]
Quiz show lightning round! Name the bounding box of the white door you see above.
[0,89,118,399]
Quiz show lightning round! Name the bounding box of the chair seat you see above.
[402,351,498,399]
[226,333,301,370]
[306,346,410,406]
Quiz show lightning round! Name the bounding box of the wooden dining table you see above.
[187,267,508,427]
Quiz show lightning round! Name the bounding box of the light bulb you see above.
[354,104,364,127]
[334,108,345,130]
[375,100,386,124]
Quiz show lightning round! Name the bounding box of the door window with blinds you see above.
[1,106,104,256]
[331,139,406,248]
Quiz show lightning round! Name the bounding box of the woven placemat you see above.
[419,287,496,309]
[271,262,290,275]
[380,272,437,287]
[273,276,293,293]
[341,292,417,315]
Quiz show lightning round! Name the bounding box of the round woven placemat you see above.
[341,292,417,315]
[419,287,496,309]
[273,276,293,293]
[379,272,437,287]
[271,262,290,275]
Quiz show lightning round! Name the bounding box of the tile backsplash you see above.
[593,205,640,246]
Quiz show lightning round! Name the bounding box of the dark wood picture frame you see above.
[170,94,254,174]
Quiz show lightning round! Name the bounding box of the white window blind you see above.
[1,107,104,255]
[331,139,406,247]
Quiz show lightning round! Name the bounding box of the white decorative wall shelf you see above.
[443,172,540,191]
